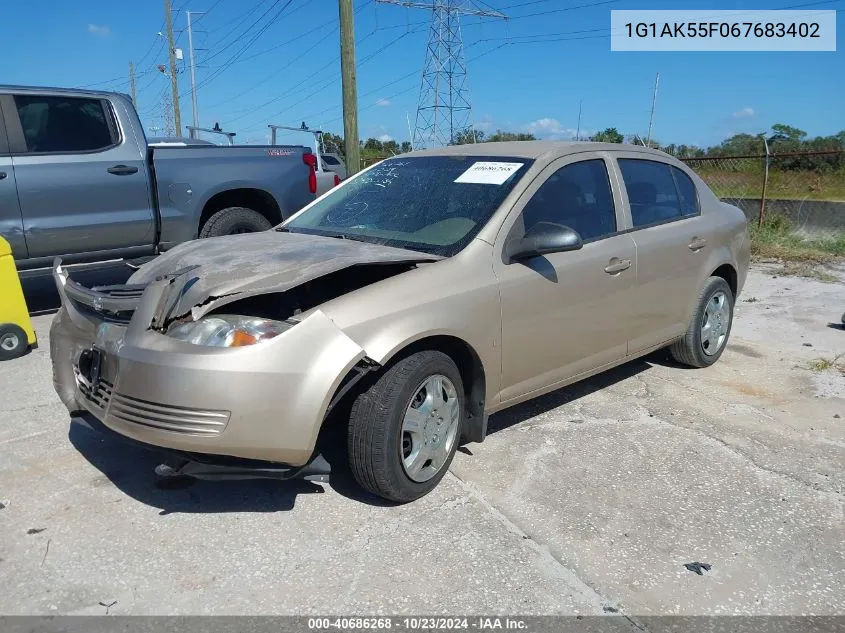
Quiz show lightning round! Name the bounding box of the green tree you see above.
[591,127,624,143]
[771,123,807,141]
[400,141,413,153]
[321,132,345,157]
[486,130,536,142]
[363,137,384,152]
[452,128,485,144]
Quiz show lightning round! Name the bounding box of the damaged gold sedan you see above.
[50,142,749,502]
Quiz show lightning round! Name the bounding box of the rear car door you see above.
[1,92,154,261]
[612,153,710,354]
[494,154,637,402]
[0,99,27,259]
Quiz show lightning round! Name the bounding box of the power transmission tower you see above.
[164,0,183,136]
[129,61,137,107]
[376,1,506,148]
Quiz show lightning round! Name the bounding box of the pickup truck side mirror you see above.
[506,222,583,263]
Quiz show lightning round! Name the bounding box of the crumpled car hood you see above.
[129,230,441,322]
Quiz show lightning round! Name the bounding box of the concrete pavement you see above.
[0,266,842,616]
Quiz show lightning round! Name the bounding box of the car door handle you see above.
[688,237,707,251]
[0,171,6,180]
[107,165,139,175]
[604,258,632,274]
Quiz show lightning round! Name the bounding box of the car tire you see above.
[670,276,734,368]
[347,351,464,503]
[199,207,273,238]
[0,324,29,361]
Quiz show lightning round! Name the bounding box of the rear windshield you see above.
[283,155,533,257]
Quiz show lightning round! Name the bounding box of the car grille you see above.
[78,377,114,411]
[106,393,230,437]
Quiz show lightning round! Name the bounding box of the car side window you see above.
[521,159,617,242]
[321,155,340,166]
[13,95,116,154]
[671,166,699,216]
[618,158,689,227]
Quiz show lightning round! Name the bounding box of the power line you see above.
[199,0,280,64]
[226,23,427,128]
[191,0,296,93]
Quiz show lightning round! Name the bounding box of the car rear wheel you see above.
[347,351,464,503]
[670,276,734,368]
[199,207,273,238]
[0,324,29,361]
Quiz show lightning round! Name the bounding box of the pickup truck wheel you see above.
[199,207,273,238]
[0,324,29,361]
[347,351,464,503]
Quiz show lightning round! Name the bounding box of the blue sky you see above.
[3,0,843,147]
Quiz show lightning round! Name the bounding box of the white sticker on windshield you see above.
[454,161,524,185]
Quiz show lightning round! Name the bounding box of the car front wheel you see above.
[347,351,464,503]
[670,276,734,368]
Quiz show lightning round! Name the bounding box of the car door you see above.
[494,153,637,403]
[1,92,154,260]
[612,153,710,354]
[0,99,27,259]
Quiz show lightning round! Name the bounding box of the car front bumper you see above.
[50,264,367,466]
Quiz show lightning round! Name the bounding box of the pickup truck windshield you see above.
[282,155,533,257]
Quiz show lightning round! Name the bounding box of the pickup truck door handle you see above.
[604,258,632,275]
[107,165,139,175]
[688,237,707,251]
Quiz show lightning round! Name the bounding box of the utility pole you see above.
[646,72,659,148]
[129,61,137,107]
[576,99,582,141]
[186,11,203,129]
[164,0,182,136]
[339,0,360,175]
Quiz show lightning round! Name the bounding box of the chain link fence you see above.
[680,150,845,239]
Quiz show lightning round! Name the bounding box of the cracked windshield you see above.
[284,155,532,256]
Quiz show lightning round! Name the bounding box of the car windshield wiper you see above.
[320,232,370,243]
[276,226,370,243]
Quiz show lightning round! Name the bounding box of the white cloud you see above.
[375,98,391,107]
[88,24,111,36]
[525,117,578,139]
[377,134,393,143]
[474,114,494,132]
[732,107,755,118]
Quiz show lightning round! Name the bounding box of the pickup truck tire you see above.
[199,207,273,238]
[347,351,464,503]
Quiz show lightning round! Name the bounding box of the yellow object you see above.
[0,236,36,360]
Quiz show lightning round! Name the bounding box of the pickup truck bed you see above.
[0,85,326,271]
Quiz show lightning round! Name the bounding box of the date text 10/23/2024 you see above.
[307,617,529,631]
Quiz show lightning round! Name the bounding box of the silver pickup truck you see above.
[0,85,326,271]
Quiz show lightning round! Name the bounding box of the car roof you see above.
[0,84,124,99]
[407,140,672,162]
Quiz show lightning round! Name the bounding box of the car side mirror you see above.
[506,222,583,263]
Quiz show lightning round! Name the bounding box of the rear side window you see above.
[521,159,617,242]
[13,95,117,154]
[321,154,340,166]
[618,159,688,227]
[672,166,699,216]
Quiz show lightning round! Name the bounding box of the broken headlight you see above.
[166,315,295,348]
